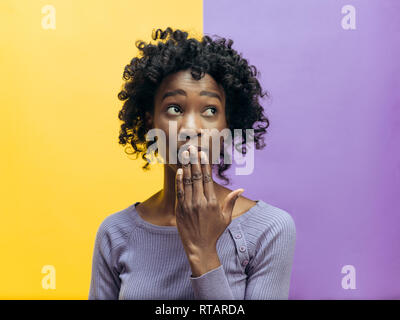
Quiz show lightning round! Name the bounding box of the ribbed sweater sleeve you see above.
[88,224,120,299]
[189,265,235,299]
[243,209,296,299]
[88,214,132,300]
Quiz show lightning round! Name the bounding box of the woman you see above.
[89,27,296,300]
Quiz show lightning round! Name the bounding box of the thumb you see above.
[222,188,245,221]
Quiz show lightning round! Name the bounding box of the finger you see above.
[189,145,204,203]
[175,168,184,206]
[222,189,244,221]
[182,150,192,204]
[200,150,215,201]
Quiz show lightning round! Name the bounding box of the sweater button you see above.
[235,233,242,239]
[242,259,249,266]
[239,246,246,252]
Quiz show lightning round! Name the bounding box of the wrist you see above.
[183,241,217,256]
[187,248,221,277]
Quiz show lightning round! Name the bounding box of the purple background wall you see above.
[205,0,400,299]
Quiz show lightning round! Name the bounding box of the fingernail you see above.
[200,151,205,163]
[202,151,209,163]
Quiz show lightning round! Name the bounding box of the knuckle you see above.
[208,198,219,208]
[192,201,202,211]
[182,203,191,213]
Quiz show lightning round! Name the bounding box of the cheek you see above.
[151,115,163,130]
[151,117,171,142]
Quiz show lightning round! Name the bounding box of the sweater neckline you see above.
[128,199,267,234]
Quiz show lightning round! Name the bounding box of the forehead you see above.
[155,69,225,102]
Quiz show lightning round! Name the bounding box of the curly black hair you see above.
[117,27,270,185]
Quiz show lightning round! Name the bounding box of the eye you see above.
[203,106,217,117]
[166,105,182,115]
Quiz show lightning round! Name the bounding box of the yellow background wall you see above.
[0,0,202,299]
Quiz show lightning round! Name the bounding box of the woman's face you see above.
[147,69,228,172]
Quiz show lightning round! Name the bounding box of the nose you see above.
[178,112,202,144]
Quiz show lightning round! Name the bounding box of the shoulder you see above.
[239,200,296,247]
[94,203,138,250]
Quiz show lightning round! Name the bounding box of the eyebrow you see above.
[161,89,222,102]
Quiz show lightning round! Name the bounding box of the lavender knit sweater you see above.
[88,200,296,300]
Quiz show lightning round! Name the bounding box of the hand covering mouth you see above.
[176,144,209,165]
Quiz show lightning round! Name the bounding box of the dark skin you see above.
[136,69,257,277]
